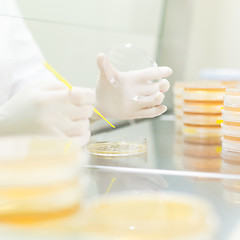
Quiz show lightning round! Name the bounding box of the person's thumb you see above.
[96,53,117,83]
[96,53,106,75]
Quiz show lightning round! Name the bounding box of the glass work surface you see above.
[0,168,240,240]
[86,167,240,240]
[88,115,224,173]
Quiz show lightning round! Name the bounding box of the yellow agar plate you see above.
[87,142,147,156]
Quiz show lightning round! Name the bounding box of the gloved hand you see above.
[0,79,95,144]
[95,53,172,119]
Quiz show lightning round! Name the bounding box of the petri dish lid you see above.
[184,81,225,91]
[105,43,158,100]
[225,88,240,95]
[108,43,158,72]
[200,69,240,81]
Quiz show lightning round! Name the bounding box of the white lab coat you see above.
[0,0,55,105]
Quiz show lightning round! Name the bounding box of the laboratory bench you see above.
[86,115,240,240]
[1,115,240,240]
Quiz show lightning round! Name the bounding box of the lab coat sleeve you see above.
[9,0,57,96]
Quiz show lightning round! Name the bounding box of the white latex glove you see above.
[0,79,95,144]
[95,53,172,119]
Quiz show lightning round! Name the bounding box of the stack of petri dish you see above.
[173,82,184,132]
[182,82,226,144]
[180,82,227,173]
[222,89,240,152]
[0,137,83,225]
[221,89,240,203]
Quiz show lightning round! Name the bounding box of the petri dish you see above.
[86,135,147,157]
[174,107,183,117]
[183,100,223,114]
[104,43,158,100]
[182,124,221,144]
[183,112,222,126]
[224,88,240,108]
[182,155,221,173]
[222,123,240,139]
[88,150,148,169]
[182,141,221,173]
[222,109,240,128]
[183,141,221,158]
[222,137,240,152]
[0,136,84,224]
[173,82,184,116]
[79,192,218,240]
[183,82,226,101]
[173,81,185,98]
[221,148,240,165]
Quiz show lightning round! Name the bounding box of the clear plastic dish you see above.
[183,124,221,144]
[222,137,240,152]
[173,82,184,119]
[182,140,221,172]
[86,135,147,157]
[174,107,183,118]
[183,100,223,114]
[222,110,240,123]
[0,136,83,224]
[224,89,240,108]
[105,43,158,100]
[183,141,221,158]
[88,150,147,168]
[174,119,183,134]
[79,192,218,240]
[221,160,240,174]
[221,124,240,138]
[182,155,221,173]
[183,82,225,101]
[221,148,240,165]
[183,113,222,126]
[173,81,185,97]
[223,105,240,112]
[174,97,183,108]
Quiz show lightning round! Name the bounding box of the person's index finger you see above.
[133,66,173,83]
[158,66,173,78]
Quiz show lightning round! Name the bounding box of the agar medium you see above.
[87,135,147,157]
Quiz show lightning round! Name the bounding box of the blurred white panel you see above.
[185,0,240,82]
[13,0,164,87]
[16,0,163,35]
[19,21,157,87]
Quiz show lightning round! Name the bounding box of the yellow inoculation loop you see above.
[43,62,115,128]
[105,178,116,196]
[44,62,72,90]
[92,108,115,128]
